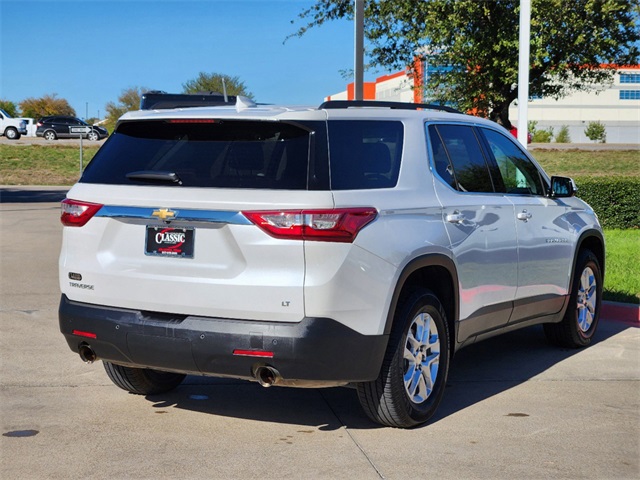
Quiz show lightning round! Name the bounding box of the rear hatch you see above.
[59,116,332,323]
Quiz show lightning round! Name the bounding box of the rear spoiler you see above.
[140,91,237,110]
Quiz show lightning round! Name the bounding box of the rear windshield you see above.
[81,119,403,190]
[81,120,317,189]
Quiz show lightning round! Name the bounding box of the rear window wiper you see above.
[126,171,183,185]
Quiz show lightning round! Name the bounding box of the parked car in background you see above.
[36,116,108,141]
[0,109,28,139]
[21,118,37,137]
[509,125,532,144]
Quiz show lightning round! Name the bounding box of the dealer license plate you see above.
[145,226,195,258]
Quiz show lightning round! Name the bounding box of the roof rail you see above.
[140,91,237,110]
[318,100,462,114]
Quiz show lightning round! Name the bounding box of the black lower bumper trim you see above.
[59,295,388,385]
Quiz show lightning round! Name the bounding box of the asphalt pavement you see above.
[1,188,638,480]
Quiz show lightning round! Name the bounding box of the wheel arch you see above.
[554,229,605,323]
[383,254,459,354]
[543,229,605,347]
[576,229,605,281]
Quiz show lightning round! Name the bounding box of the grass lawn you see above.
[533,149,640,178]
[603,229,640,304]
[0,145,99,185]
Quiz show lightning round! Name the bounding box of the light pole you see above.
[517,0,531,149]
[354,0,364,100]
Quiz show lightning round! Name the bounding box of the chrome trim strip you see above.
[95,206,251,225]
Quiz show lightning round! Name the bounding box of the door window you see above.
[428,125,495,193]
[482,129,545,195]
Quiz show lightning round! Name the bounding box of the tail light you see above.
[61,199,103,227]
[243,208,377,243]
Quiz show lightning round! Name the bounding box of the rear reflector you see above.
[233,349,274,358]
[243,208,377,243]
[61,199,103,227]
[72,330,97,339]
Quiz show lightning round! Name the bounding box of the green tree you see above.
[19,94,75,118]
[104,86,148,133]
[585,121,607,143]
[0,100,19,117]
[292,0,639,125]
[182,72,253,99]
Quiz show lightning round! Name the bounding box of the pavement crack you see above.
[319,390,385,479]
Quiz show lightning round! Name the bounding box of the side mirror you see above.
[549,176,577,198]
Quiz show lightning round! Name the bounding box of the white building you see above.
[327,64,640,144]
[509,66,640,143]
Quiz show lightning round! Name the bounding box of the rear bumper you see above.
[59,295,388,386]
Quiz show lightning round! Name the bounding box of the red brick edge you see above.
[601,301,640,324]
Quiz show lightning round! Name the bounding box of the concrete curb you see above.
[601,301,640,324]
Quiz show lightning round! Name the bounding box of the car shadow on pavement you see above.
[141,321,633,430]
[0,187,68,203]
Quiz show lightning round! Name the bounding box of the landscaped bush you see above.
[532,127,554,143]
[584,121,607,143]
[573,176,640,229]
[554,125,571,143]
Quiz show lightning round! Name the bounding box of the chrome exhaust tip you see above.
[78,344,97,364]
[254,366,281,387]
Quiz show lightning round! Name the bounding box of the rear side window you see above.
[328,120,403,190]
[428,124,495,193]
[81,120,322,190]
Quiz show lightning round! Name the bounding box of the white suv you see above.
[59,97,604,428]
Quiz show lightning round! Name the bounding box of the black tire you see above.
[43,130,57,141]
[103,361,186,395]
[544,249,602,348]
[357,288,450,428]
[5,127,20,140]
[87,130,99,141]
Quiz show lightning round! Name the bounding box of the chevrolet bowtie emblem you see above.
[152,208,177,221]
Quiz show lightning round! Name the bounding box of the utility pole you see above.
[354,0,364,100]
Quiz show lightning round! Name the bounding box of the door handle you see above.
[446,211,465,224]
[517,210,532,222]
